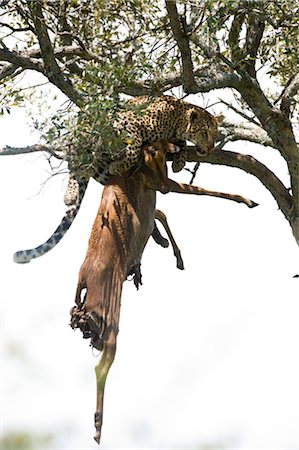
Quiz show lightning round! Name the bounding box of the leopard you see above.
[110,95,223,176]
[13,95,223,264]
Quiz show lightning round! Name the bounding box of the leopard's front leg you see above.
[170,140,187,173]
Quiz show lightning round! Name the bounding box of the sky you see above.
[0,98,299,450]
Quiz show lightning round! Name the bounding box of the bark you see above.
[165,0,196,93]
[218,120,274,148]
[280,73,299,117]
[26,1,83,106]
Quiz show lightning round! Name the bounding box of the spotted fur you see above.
[110,95,221,175]
[13,96,222,264]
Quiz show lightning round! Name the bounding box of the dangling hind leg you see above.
[94,330,117,445]
[155,209,184,270]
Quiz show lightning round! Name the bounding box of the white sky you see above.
[0,97,299,450]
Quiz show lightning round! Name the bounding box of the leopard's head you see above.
[182,107,224,155]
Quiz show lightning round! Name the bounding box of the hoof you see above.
[94,431,101,445]
[94,411,102,444]
[249,201,259,208]
[177,258,184,270]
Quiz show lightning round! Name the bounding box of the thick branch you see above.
[27,1,83,106]
[218,120,274,148]
[218,64,299,221]
[165,0,196,93]
[0,47,44,73]
[227,1,265,78]
[0,45,98,84]
[234,74,299,222]
[194,64,241,91]
[184,147,293,221]
[120,64,240,97]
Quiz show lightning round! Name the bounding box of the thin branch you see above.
[188,162,200,184]
[280,73,299,117]
[218,97,260,126]
[0,144,64,159]
[35,166,69,197]
[0,21,31,32]
[23,45,100,62]
[0,62,23,81]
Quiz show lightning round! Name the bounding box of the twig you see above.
[185,162,200,184]
[218,97,260,126]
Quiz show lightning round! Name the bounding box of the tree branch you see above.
[0,21,31,33]
[120,64,240,97]
[0,144,64,159]
[228,10,245,64]
[218,97,260,126]
[0,44,99,84]
[280,73,299,117]
[184,147,293,221]
[165,0,197,93]
[27,1,83,106]
[0,47,44,73]
[190,30,219,59]
[23,45,100,62]
[218,120,274,148]
[245,11,265,77]
[0,62,23,81]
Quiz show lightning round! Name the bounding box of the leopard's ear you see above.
[215,114,225,124]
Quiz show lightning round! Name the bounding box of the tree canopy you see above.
[0,0,298,243]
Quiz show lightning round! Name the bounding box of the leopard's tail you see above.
[13,175,87,264]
